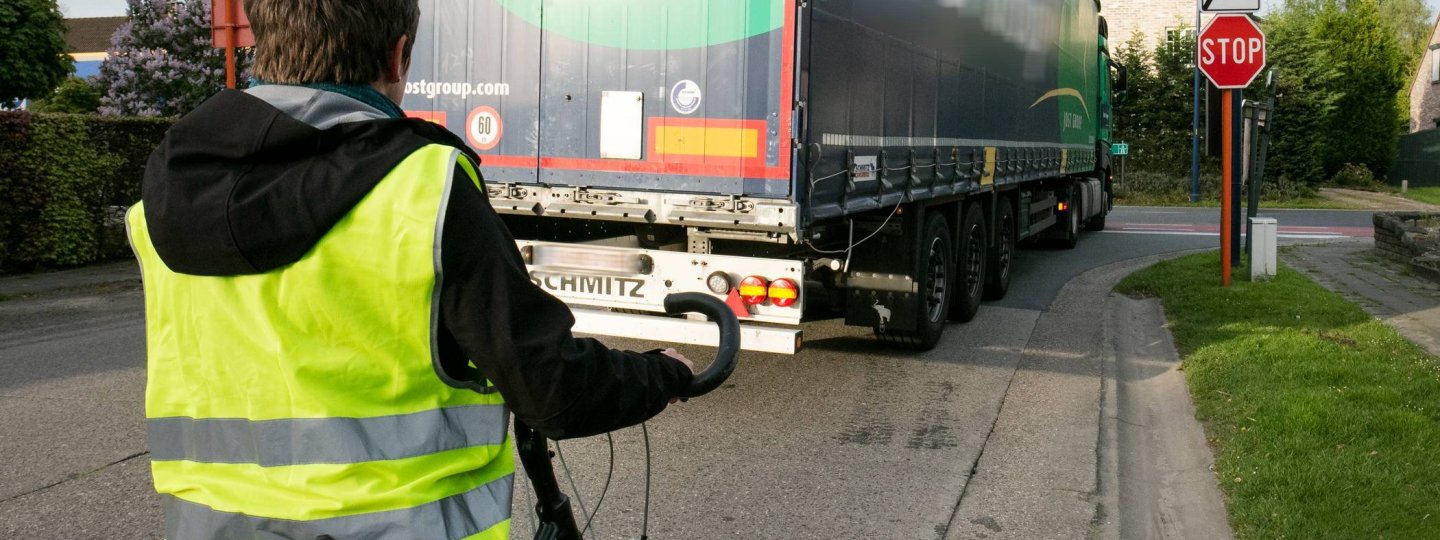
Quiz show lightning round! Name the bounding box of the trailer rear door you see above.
[403,0,797,199]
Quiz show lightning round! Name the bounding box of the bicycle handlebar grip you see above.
[663,293,741,399]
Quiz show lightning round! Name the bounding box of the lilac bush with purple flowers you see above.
[96,0,251,117]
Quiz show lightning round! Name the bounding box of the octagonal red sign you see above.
[1198,14,1266,89]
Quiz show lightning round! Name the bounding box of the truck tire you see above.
[1086,210,1107,231]
[1054,185,1080,250]
[875,212,956,350]
[984,200,1014,301]
[1086,184,1109,231]
[949,202,988,322]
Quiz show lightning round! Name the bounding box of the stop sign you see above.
[1198,14,1266,89]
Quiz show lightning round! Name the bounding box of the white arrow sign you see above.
[1202,0,1260,12]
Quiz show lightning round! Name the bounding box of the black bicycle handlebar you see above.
[662,293,741,399]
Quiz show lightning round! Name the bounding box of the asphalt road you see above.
[0,206,1373,539]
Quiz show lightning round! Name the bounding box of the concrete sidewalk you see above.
[0,261,139,299]
[1282,239,1440,358]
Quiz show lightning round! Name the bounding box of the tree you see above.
[1259,4,1344,184]
[0,0,73,107]
[1315,0,1408,176]
[30,77,102,114]
[96,0,250,117]
[1378,0,1432,65]
[1112,29,1200,177]
[1115,0,1417,184]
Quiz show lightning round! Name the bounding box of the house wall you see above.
[1408,17,1440,133]
[1103,0,1199,52]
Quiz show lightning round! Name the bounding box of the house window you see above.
[1165,27,1194,49]
[1431,45,1440,84]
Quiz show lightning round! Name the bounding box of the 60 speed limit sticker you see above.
[465,106,503,151]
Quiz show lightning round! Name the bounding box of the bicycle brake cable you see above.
[640,422,653,540]
[554,442,597,540]
[579,433,616,537]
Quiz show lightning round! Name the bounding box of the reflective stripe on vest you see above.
[129,144,511,538]
[148,404,507,465]
[162,475,512,540]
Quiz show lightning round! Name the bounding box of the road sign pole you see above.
[1191,0,1202,203]
[1230,89,1244,269]
[1221,90,1233,286]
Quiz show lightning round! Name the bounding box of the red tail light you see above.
[768,278,799,307]
[738,276,769,305]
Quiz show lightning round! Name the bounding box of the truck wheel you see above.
[1054,186,1080,250]
[984,200,1014,301]
[875,212,955,350]
[1086,210,1107,231]
[1086,187,1109,231]
[949,202,988,322]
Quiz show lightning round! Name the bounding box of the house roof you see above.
[1410,14,1440,94]
[64,16,126,53]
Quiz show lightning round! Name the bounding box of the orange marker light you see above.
[1057,201,1070,212]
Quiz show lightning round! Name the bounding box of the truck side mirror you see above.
[1113,64,1129,104]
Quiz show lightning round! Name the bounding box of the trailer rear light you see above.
[768,279,799,307]
[738,276,769,305]
[1057,201,1070,212]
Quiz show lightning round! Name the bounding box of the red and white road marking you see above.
[1104,222,1370,240]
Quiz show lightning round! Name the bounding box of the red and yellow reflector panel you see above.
[767,278,799,307]
[738,276,769,306]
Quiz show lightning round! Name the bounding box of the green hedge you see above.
[0,111,172,272]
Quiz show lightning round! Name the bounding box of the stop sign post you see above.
[1199,14,1265,286]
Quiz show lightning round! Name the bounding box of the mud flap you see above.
[846,288,919,332]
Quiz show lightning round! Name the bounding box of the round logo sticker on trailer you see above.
[670,80,702,115]
[466,106,503,150]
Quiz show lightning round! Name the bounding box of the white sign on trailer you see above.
[1201,0,1261,13]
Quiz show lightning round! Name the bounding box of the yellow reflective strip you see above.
[767,288,798,299]
[654,126,759,158]
[982,147,997,185]
[153,440,513,521]
[462,519,511,540]
[1060,149,1069,173]
[738,286,767,296]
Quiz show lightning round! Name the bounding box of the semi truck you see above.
[403,0,1127,354]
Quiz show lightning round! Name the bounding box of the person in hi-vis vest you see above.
[128,1,695,537]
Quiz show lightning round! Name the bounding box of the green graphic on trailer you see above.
[1055,0,1099,149]
[497,0,784,50]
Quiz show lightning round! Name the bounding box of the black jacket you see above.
[142,88,692,440]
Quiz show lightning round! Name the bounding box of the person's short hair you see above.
[245,0,419,85]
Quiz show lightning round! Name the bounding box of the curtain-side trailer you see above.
[403,0,1127,354]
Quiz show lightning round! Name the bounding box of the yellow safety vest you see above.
[128,144,512,540]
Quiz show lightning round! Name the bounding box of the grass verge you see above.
[1403,187,1440,207]
[1116,252,1440,539]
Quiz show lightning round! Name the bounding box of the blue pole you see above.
[1191,1,1201,203]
